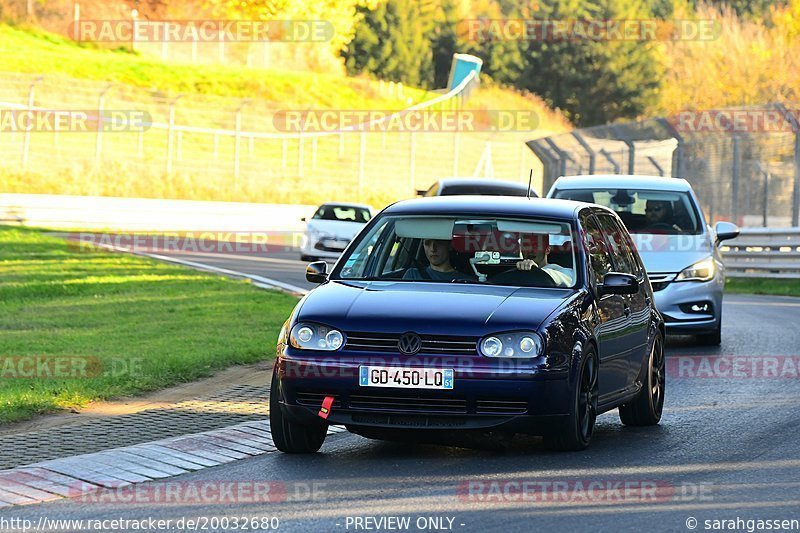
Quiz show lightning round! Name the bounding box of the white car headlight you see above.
[480,332,543,358]
[675,257,716,282]
[290,322,345,351]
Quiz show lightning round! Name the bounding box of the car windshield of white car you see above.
[313,205,371,223]
[554,188,701,235]
[335,215,577,288]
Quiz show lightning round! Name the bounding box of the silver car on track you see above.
[548,175,739,345]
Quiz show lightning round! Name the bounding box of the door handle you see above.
[623,305,631,317]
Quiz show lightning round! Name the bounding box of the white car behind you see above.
[300,203,373,261]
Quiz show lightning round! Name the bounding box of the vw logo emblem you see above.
[398,332,422,355]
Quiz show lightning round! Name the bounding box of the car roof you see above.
[317,202,373,210]
[437,178,529,190]
[383,196,592,219]
[552,174,693,192]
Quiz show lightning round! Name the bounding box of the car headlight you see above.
[675,257,716,282]
[479,332,543,358]
[290,322,344,351]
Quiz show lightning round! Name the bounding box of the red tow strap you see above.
[318,396,334,419]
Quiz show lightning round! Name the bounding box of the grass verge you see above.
[0,225,298,424]
[726,277,800,297]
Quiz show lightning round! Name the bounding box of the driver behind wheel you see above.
[403,239,475,281]
[645,200,682,232]
[515,233,574,287]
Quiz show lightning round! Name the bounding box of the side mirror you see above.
[599,272,639,296]
[306,261,328,283]
[416,189,427,196]
[714,221,740,243]
[300,217,307,222]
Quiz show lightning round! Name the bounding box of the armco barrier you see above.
[721,228,800,279]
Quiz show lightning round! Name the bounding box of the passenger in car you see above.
[515,234,574,287]
[403,239,475,281]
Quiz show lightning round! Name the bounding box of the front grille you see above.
[475,399,528,415]
[348,394,468,414]
[345,332,478,355]
[648,273,675,292]
[295,391,342,408]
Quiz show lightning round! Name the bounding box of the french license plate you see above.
[359,366,454,390]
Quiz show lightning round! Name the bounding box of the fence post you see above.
[571,132,595,174]
[731,136,741,224]
[234,100,248,182]
[21,76,42,169]
[358,131,366,199]
[762,169,770,228]
[647,156,664,176]
[165,95,182,175]
[297,132,304,178]
[95,84,112,166]
[452,132,460,176]
[311,137,317,169]
[626,141,635,174]
[794,128,800,227]
[599,148,621,174]
[409,131,417,195]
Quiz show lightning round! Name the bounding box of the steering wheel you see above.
[650,222,675,231]
[491,268,557,288]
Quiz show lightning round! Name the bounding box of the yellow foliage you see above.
[658,2,800,113]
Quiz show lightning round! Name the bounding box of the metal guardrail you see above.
[722,228,800,278]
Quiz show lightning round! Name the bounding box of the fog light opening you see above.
[680,301,712,314]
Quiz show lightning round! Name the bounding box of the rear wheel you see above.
[544,348,597,452]
[619,333,665,426]
[269,372,327,453]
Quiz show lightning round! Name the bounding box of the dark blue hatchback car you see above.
[271,197,665,452]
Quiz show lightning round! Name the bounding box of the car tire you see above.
[696,321,722,346]
[269,372,327,453]
[619,332,665,426]
[544,347,598,452]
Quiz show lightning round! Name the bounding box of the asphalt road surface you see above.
[6,247,800,532]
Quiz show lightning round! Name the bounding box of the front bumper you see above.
[301,233,350,259]
[274,352,572,434]
[651,273,723,334]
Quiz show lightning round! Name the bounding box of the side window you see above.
[597,214,636,275]
[612,218,643,276]
[581,215,613,285]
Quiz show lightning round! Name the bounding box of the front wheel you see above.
[544,348,598,451]
[619,332,665,426]
[269,372,327,453]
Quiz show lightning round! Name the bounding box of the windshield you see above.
[313,205,371,223]
[335,215,577,288]
[553,188,702,235]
